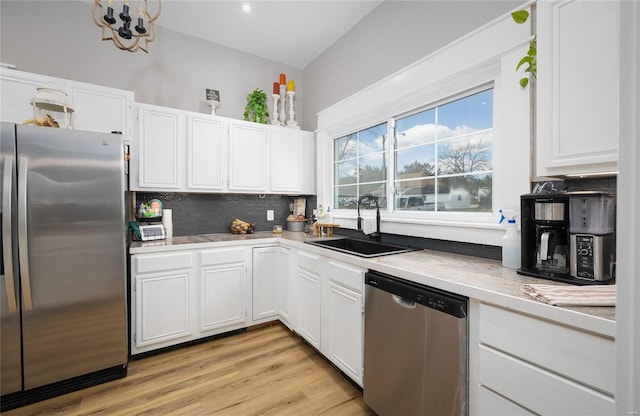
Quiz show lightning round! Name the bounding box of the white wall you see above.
[303,0,520,131]
[0,1,303,125]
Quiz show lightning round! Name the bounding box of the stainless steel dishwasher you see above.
[363,270,468,416]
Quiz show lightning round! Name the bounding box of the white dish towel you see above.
[361,217,377,235]
[520,283,616,306]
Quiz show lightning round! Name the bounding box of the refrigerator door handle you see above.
[17,157,33,310]
[2,156,17,312]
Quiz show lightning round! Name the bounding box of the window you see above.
[333,86,494,213]
[333,122,388,210]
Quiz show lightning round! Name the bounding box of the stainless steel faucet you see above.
[357,194,381,242]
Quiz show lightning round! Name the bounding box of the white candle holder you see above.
[271,94,281,125]
[205,100,220,116]
[286,91,299,129]
[279,84,287,125]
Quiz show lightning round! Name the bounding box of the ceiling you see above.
[156,1,383,69]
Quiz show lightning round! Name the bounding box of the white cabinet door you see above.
[536,0,620,176]
[199,247,248,333]
[269,127,315,194]
[70,82,133,138]
[252,246,280,321]
[325,282,363,385]
[296,268,321,349]
[134,270,192,349]
[200,264,247,332]
[323,260,365,385]
[278,246,293,327]
[0,69,61,124]
[131,251,194,353]
[187,114,225,191]
[136,104,183,189]
[269,127,304,193]
[228,120,268,192]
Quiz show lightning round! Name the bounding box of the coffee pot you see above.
[520,194,571,281]
[518,192,615,284]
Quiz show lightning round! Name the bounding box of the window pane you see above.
[395,178,436,211]
[395,144,436,179]
[335,159,357,186]
[359,123,387,153]
[438,174,492,212]
[395,108,436,149]
[358,184,386,210]
[335,185,357,209]
[438,132,493,175]
[438,89,493,139]
[359,154,386,182]
[335,133,357,162]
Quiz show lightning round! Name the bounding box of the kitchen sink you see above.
[305,238,414,258]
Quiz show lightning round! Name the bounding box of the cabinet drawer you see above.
[477,385,534,416]
[479,345,614,415]
[478,303,614,394]
[134,252,193,274]
[327,260,364,294]
[296,250,321,274]
[200,247,246,266]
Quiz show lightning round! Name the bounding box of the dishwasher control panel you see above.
[365,271,467,318]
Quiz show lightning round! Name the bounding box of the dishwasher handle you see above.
[365,270,467,318]
[392,294,416,309]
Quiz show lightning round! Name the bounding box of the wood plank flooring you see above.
[3,323,374,416]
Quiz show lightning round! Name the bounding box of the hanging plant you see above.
[243,88,270,124]
[512,9,537,89]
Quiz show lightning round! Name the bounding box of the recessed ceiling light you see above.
[242,3,252,13]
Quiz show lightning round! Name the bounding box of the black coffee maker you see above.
[519,193,572,283]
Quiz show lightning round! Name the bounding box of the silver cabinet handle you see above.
[17,157,32,310]
[2,156,17,312]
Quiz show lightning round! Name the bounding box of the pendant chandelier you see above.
[92,0,161,53]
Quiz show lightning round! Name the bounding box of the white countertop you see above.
[130,231,616,337]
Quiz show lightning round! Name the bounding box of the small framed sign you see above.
[206,89,220,102]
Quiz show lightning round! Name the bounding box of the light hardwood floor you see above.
[4,323,374,416]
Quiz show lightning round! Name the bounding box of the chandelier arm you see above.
[146,0,161,23]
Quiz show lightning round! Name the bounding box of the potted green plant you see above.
[512,9,536,89]
[243,88,270,124]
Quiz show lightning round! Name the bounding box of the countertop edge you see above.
[129,232,616,337]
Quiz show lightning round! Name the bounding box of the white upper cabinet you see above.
[135,103,183,190]
[70,81,133,139]
[0,68,133,138]
[269,127,315,194]
[536,0,620,177]
[0,69,62,124]
[187,114,225,191]
[228,119,268,192]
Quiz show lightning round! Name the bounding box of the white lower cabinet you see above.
[322,260,364,386]
[131,247,249,355]
[252,246,281,321]
[296,268,322,350]
[132,252,194,353]
[469,301,615,415]
[293,249,365,386]
[200,248,248,333]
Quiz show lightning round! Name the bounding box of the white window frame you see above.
[316,8,533,246]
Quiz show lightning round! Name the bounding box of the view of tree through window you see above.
[333,86,493,213]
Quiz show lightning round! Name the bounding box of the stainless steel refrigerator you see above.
[1,123,127,410]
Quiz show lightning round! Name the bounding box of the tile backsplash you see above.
[134,192,316,236]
